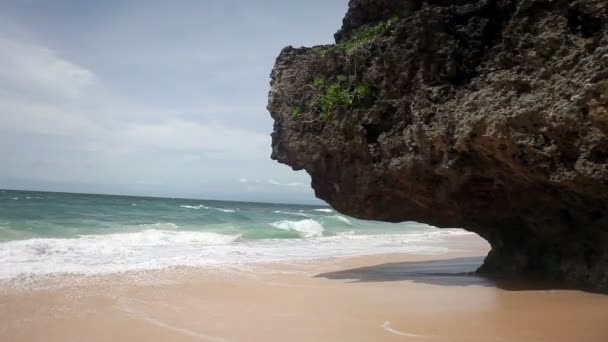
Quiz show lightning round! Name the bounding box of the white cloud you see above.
[0,34,108,138]
[0,34,97,101]
[122,120,269,157]
[0,17,321,203]
[0,32,271,161]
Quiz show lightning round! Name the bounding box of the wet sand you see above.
[1,234,608,341]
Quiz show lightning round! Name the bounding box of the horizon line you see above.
[0,188,329,207]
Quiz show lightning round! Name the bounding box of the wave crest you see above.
[180,205,209,210]
[180,205,236,213]
[0,230,242,279]
[328,215,352,225]
[270,219,324,238]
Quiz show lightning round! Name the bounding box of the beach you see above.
[2,234,608,342]
[2,0,607,340]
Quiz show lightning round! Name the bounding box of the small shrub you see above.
[291,106,302,119]
[291,76,376,122]
[310,75,351,121]
[316,16,400,57]
[313,77,326,88]
[311,76,374,121]
[355,82,372,99]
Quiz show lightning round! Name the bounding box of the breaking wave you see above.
[0,228,479,280]
[180,205,236,213]
[269,219,325,238]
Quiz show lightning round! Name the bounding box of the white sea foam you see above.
[0,228,475,281]
[381,321,429,338]
[313,208,333,213]
[328,215,352,225]
[180,204,235,213]
[270,219,324,238]
[0,230,240,279]
[426,228,476,236]
[180,205,209,210]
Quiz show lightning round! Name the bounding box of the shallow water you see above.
[0,189,472,279]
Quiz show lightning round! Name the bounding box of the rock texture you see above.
[267,0,608,289]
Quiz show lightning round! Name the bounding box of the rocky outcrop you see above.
[267,0,608,289]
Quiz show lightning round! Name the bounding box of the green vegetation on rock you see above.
[290,17,395,121]
[316,16,399,57]
[291,106,302,119]
[290,75,374,122]
[314,75,352,121]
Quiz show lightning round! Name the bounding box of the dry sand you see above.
[1,234,608,342]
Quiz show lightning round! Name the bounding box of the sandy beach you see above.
[2,0,607,341]
[1,234,608,342]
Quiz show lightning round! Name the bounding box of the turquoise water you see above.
[0,189,471,279]
[0,190,414,241]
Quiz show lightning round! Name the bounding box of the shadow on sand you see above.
[315,256,603,292]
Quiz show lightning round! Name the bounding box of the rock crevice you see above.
[268,0,608,289]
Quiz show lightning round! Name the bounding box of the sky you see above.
[0,0,348,204]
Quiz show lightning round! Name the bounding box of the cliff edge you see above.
[267,0,608,289]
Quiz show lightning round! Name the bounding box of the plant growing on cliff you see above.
[291,106,302,119]
[291,75,374,122]
[319,77,352,121]
[355,82,372,99]
[317,16,399,57]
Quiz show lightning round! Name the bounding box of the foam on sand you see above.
[0,230,240,279]
[0,228,477,280]
[381,321,431,338]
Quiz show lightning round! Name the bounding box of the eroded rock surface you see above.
[267,0,608,289]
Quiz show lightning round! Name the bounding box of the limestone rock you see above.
[268,0,608,289]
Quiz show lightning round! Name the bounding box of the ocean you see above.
[0,189,471,280]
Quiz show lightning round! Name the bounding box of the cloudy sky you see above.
[0,0,347,204]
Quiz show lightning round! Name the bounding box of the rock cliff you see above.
[267,0,608,289]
